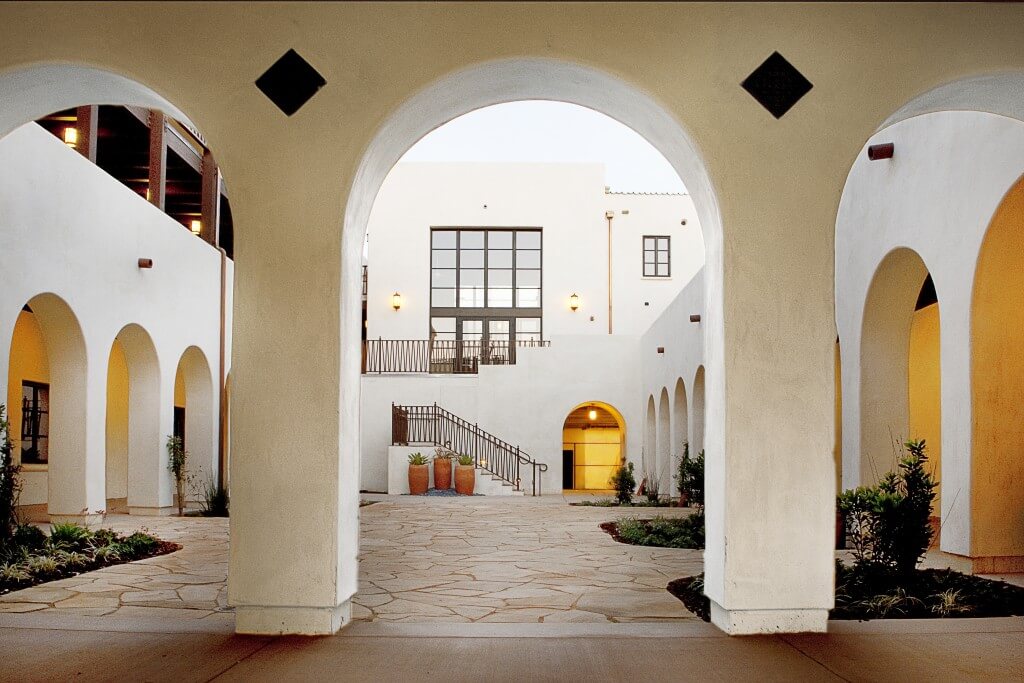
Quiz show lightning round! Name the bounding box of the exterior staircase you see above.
[391,403,548,495]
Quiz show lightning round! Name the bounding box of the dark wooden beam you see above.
[200,150,221,244]
[148,110,167,210]
[75,105,98,163]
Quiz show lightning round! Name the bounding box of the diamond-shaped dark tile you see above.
[255,49,326,116]
[741,52,812,119]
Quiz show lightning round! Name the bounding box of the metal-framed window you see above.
[643,235,671,277]
[20,381,49,465]
[430,228,543,345]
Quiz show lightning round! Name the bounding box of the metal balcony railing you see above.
[362,338,549,374]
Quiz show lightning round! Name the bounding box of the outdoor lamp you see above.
[569,293,579,311]
[392,292,402,310]
[190,220,202,235]
[63,126,78,147]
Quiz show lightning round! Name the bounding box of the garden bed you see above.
[570,499,680,508]
[600,515,704,549]
[666,564,1024,622]
[1,523,178,596]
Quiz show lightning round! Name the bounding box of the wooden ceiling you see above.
[563,404,621,430]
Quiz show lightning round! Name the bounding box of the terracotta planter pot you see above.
[433,458,453,490]
[454,464,475,496]
[408,464,429,495]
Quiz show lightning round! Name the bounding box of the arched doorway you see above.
[971,173,1024,564]
[657,387,671,490]
[174,346,216,507]
[5,293,94,521]
[692,366,706,455]
[561,402,625,491]
[644,395,657,476]
[673,377,689,483]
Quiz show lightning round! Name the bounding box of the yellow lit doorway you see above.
[562,402,625,491]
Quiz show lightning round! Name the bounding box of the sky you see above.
[399,101,686,194]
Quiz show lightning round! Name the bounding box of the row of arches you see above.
[6,292,216,517]
[644,367,705,492]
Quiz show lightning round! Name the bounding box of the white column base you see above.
[127,506,178,516]
[234,601,352,635]
[48,513,107,526]
[710,599,828,635]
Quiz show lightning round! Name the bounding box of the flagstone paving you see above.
[0,496,702,624]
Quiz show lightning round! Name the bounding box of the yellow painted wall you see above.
[6,310,49,465]
[972,175,1024,557]
[105,341,129,500]
[908,304,942,513]
[563,426,621,490]
[174,364,185,408]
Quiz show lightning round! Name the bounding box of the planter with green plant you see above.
[433,447,454,490]
[166,435,189,516]
[408,452,429,494]
[454,453,475,495]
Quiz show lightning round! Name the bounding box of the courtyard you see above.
[2,498,1024,681]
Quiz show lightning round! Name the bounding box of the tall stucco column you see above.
[47,343,107,524]
[126,365,175,515]
[227,169,355,635]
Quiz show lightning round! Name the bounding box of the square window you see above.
[488,288,513,307]
[516,231,541,249]
[432,230,457,248]
[432,250,456,268]
[460,231,485,249]
[431,269,456,287]
[488,249,513,268]
[489,269,513,287]
[459,286,485,307]
[460,269,484,287]
[460,250,484,268]
[517,318,541,333]
[488,231,513,249]
[516,269,540,287]
[516,288,541,308]
[432,288,456,307]
[516,250,541,269]
[642,235,670,278]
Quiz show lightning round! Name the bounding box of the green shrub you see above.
[675,443,704,510]
[615,513,705,549]
[838,439,937,574]
[12,524,45,552]
[118,532,159,557]
[408,452,429,466]
[610,462,636,505]
[0,561,30,584]
[48,522,93,551]
[195,476,229,517]
[0,404,21,552]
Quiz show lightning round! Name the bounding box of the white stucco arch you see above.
[691,365,706,456]
[657,387,671,487]
[175,345,216,499]
[836,72,1024,562]
[673,377,689,457]
[644,394,657,476]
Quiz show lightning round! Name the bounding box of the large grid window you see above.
[643,235,671,277]
[430,228,542,345]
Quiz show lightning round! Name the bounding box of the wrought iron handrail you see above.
[391,403,548,495]
[363,338,549,374]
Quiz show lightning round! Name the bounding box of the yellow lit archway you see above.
[561,401,626,491]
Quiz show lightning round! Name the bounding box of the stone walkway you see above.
[354,496,701,623]
[0,496,701,624]
[0,515,231,623]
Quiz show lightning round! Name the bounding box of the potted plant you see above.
[433,447,454,490]
[408,452,429,495]
[454,453,475,495]
[166,434,189,516]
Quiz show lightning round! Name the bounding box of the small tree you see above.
[0,405,22,549]
[166,435,189,516]
[610,461,636,505]
[838,439,937,575]
[675,443,705,511]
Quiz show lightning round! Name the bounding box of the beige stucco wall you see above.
[1,2,1023,635]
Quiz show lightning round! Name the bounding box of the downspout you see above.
[216,246,228,493]
[605,211,614,334]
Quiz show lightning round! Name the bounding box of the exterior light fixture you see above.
[392,292,402,310]
[867,143,894,161]
[569,293,579,311]
[63,126,78,147]
[588,408,597,421]
[190,220,202,235]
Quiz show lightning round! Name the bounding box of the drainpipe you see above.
[605,211,614,334]
[216,246,228,494]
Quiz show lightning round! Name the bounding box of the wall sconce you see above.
[569,293,580,311]
[867,143,894,161]
[588,408,597,421]
[190,220,202,235]
[391,292,402,311]
[63,126,78,148]
[138,258,154,269]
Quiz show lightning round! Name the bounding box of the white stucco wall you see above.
[835,110,1024,558]
[364,162,700,340]
[0,123,231,514]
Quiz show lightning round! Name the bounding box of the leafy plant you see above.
[838,439,937,574]
[433,447,454,460]
[12,524,45,552]
[48,522,92,551]
[610,461,636,505]
[166,435,190,516]
[930,589,970,617]
[675,443,704,511]
[613,513,705,549]
[408,452,429,466]
[457,453,474,467]
[0,561,30,584]
[0,404,21,552]
[642,469,661,504]
[193,476,229,517]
